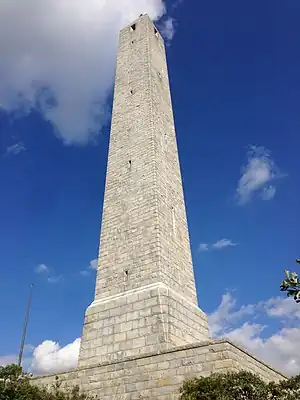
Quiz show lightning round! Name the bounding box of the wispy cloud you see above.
[198,243,209,252]
[199,239,237,252]
[89,259,98,271]
[209,292,300,376]
[236,145,285,205]
[35,264,49,274]
[35,263,61,284]
[5,142,26,155]
[212,239,237,250]
[209,293,255,336]
[261,296,300,319]
[79,258,98,277]
[47,276,62,284]
[160,17,176,42]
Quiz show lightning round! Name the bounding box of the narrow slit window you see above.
[172,207,176,235]
[130,24,136,32]
[154,27,158,36]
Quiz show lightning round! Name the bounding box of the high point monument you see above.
[33,14,284,399]
[78,12,209,368]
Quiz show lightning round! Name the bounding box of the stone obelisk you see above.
[32,15,284,399]
[78,14,209,368]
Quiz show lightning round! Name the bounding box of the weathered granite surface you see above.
[32,339,285,400]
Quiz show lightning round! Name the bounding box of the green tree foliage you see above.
[281,260,300,303]
[0,364,97,400]
[180,371,300,400]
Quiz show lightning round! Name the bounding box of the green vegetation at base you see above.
[0,364,97,400]
[180,370,300,400]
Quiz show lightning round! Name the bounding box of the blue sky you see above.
[0,0,299,376]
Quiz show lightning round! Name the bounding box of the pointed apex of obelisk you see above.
[122,13,161,41]
[126,12,151,27]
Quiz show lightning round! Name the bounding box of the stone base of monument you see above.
[32,339,285,400]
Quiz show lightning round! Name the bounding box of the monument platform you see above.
[33,339,285,399]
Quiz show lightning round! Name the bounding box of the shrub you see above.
[180,370,300,400]
[0,364,97,400]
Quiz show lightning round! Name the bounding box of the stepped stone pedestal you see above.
[33,339,284,399]
[32,14,285,399]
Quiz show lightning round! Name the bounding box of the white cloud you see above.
[209,293,255,336]
[262,296,300,319]
[30,338,80,375]
[79,258,98,277]
[160,17,176,41]
[0,1,167,145]
[47,276,62,284]
[35,264,49,274]
[89,259,98,271]
[0,339,80,375]
[198,239,237,252]
[212,239,237,250]
[209,292,300,376]
[35,263,62,284]
[198,243,209,252]
[226,323,300,377]
[5,142,26,155]
[236,146,284,205]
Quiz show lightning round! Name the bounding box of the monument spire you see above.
[78,13,209,368]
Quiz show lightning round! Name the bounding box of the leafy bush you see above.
[180,371,268,400]
[180,370,300,400]
[0,364,97,400]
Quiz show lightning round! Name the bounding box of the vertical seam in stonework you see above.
[158,286,168,346]
[146,19,167,346]
[146,19,161,282]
